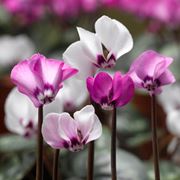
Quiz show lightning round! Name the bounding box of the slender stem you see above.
[53,149,60,180]
[87,141,94,180]
[111,107,117,180]
[36,106,43,180]
[151,95,160,180]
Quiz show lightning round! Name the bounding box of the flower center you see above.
[142,76,161,93]
[69,130,84,152]
[100,96,114,111]
[35,84,55,105]
[97,54,116,68]
[19,118,36,138]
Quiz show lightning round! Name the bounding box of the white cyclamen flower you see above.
[57,77,88,111]
[5,87,63,138]
[0,34,35,68]
[63,15,133,79]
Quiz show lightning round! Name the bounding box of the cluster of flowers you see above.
[2,0,180,28]
[118,0,180,28]
[0,0,112,23]
[7,15,175,152]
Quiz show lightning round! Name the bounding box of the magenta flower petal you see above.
[61,63,78,81]
[93,72,112,100]
[131,50,166,79]
[154,58,173,79]
[42,113,65,149]
[112,72,122,101]
[116,75,134,107]
[11,53,78,107]
[11,60,42,106]
[87,71,134,110]
[130,50,175,95]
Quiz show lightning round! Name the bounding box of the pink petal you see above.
[42,113,65,149]
[61,62,78,81]
[127,69,143,88]
[93,72,113,100]
[86,77,99,102]
[58,113,78,140]
[158,69,176,86]
[30,54,64,93]
[73,105,95,142]
[116,75,134,107]
[131,50,167,80]
[154,57,173,79]
[11,59,41,97]
[112,72,122,101]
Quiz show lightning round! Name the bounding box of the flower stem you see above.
[87,141,94,180]
[53,149,60,180]
[36,106,43,180]
[111,107,117,180]
[151,95,160,180]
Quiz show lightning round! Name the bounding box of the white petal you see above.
[63,41,98,79]
[57,77,88,110]
[4,88,37,135]
[58,113,78,140]
[44,96,63,115]
[74,105,98,142]
[77,27,103,61]
[167,110,180,137]
[95,15,133,59]
[86,114,102,143]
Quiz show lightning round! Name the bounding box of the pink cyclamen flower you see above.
[1,0,45,23]
[42,105,102,152]
[86,72,134,110]
[63,15,133,79]
[129,50,176,95]
[11,53,78,107]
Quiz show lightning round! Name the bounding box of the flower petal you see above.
[158,69,176,86]
[86,114,102,143]
[93,72,113,100]
[58,113,78,140]
[112,72,122,100]
[77,27,103,62]
[116,75,134,107]
[73,105,96,142]
[131,50,171,80]
[63,41,98,79]
[42,113,65,149]
[61,62,78,81]
[11,59,41,97]
[5,88,37,136]
[95,15,133,59]
[30,54,64,92]
[167,110,180,137]
[154,57,173,79]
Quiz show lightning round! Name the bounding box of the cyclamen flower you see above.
[42,105,102,152]
[0,35,35,68]
[11,53,78,107]
[5,87,63,138]
[1,0,45,23]
[129,50,176,95]
[57,77,88,112]
[86,72,134,110]
[63,15,133,79]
